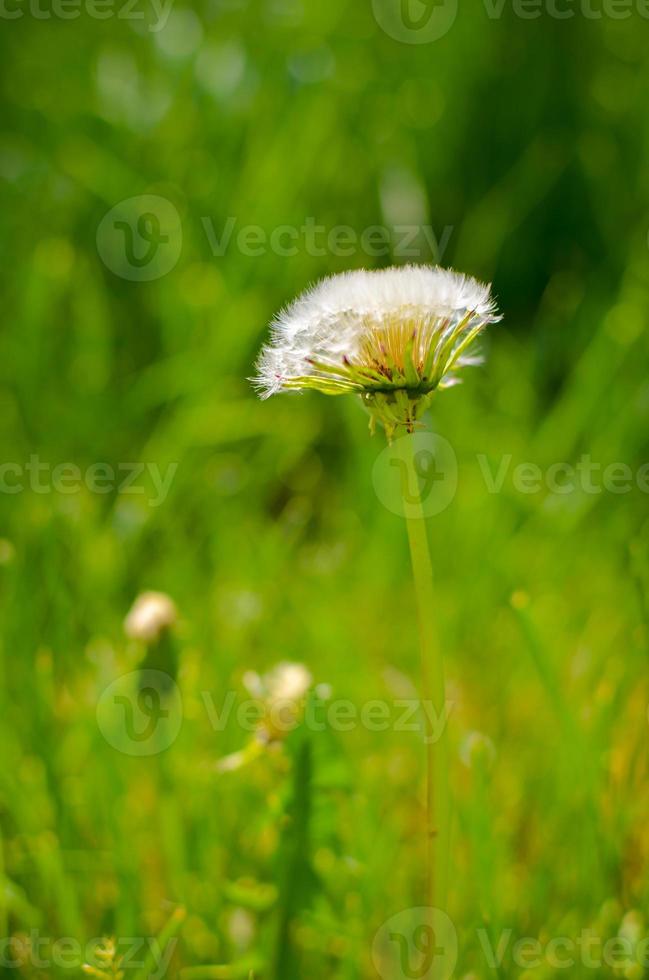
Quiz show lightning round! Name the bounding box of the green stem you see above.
[401,431,450,914]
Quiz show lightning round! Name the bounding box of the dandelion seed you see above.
[253,264,500,438]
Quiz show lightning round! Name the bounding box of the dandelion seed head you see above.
[264,661,313,703]
[244,661,312,705]
[253,265,500,436]
[243,661,313,743]
[124,591,177,643]
[216,662,313,771]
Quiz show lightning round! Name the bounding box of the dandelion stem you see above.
[401,431,450,915]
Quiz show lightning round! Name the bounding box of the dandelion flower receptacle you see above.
[253,264,500,916]
[254,265,500,438]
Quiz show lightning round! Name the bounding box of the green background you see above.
[1,0,649,976]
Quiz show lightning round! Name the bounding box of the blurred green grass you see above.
[1,0,649,976]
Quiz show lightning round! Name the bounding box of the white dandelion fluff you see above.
[216,662,314,771]
[124,591,177,643]
[244,661,313,742]
[254,661,313,704]
[253,264,500,436]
